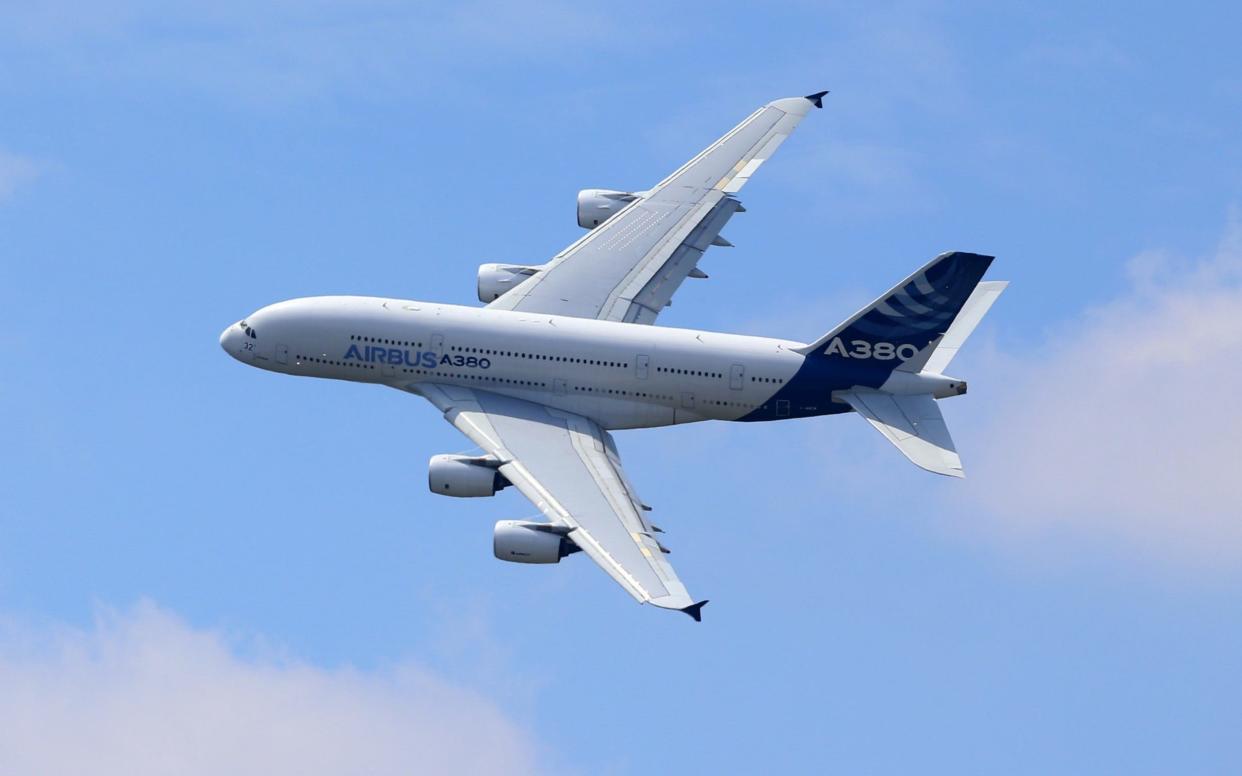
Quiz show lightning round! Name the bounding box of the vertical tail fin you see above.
[802,251,1006,478]
[915,280,1008,374]
[796,252,994,372]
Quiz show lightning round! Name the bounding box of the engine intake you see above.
[477,263,542,302]
[576,189,640,229]
[428,454,510,497]
[493,520,579,564]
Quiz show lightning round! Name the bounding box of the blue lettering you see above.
[342,345,493,370]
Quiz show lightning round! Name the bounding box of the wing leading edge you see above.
[417,383,706,619]
[487,92,826,324]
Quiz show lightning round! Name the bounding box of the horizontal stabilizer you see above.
[837,389,963,477]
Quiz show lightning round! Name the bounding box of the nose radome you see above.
[220,325,238,356]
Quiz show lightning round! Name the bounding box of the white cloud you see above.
[0,602,543,776]
[0,149,42,201]
[958,214,1242,569]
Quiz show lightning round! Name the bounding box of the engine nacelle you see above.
[477,263,542,303]
[428,454,510,497]
[493,520,579,564]
[576,188,640,229]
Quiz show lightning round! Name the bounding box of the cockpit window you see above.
[238,320,257,339]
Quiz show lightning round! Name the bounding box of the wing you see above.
[418,383,707,620]
[486,91,828,325]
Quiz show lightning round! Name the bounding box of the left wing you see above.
[486,91,827,324]
[418,383,707,620]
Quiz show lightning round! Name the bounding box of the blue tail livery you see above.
[795,251,994,367]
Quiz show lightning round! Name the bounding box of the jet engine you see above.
[576,189,640,229]
[428,454,510,497]
[477,263,543,302]
[493,520,580,564]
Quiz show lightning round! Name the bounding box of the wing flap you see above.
[607,196,744,323]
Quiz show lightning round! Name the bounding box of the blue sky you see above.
[2,2,1241,773]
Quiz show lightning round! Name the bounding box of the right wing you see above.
[418,383,706,620]
[486,91,827,324]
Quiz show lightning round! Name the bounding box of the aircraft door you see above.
[729,363,744,390]
[431,333,444,356]
[276,344,289,365]
[681,392,695,409]
[635,354,650,380]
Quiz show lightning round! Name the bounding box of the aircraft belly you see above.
[464,389,677,431]
[674,408,709,424]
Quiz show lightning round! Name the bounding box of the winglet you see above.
[805,90,829,109]
[681,600,709,622]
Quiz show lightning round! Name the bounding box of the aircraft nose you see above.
[220,324,239,357]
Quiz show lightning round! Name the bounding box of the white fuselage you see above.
[220,296,821,429]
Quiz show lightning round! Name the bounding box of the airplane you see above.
[220,91,1006,621]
